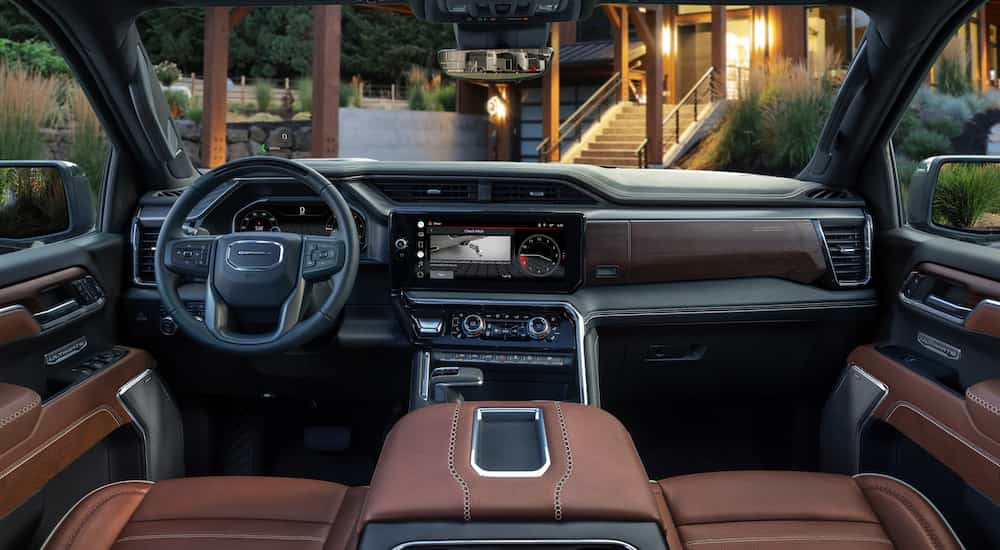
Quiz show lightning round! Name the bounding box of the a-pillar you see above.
[201,7,230,168]
[645,6,664,166]
[542,23,561,162]
[710,6,727,99]
[311,6,341,157]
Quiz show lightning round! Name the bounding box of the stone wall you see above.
[175,108,489,166]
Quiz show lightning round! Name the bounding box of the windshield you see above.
[135,4,870,176]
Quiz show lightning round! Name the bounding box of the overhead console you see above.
[391,212,584,293]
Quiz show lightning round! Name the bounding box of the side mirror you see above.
[908,155,1000,242]
[0,161,95,251]
[438,48,553,82]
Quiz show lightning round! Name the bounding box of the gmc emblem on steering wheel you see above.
[225,240,285,272]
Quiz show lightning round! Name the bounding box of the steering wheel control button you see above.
[302,237,347,280]
[164,238,214,277]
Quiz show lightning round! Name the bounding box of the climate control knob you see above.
[462,314,485,337]
[527,316,551,340]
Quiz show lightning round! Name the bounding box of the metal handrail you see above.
[537,72,623,158]
[663,66,716,146]
[633,138,648,169]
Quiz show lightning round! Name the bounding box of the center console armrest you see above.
[362,401,660,524]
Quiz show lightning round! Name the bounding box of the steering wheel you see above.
[154,156,360,354]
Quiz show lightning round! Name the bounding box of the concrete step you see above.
[587,141,644,150]
[601,127,649,136]
[579,149,641,159]
[573,158,641,168]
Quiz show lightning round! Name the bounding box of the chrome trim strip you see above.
[419,350,431,401]
[403,293,589,406]
[926,294,973,314]
[470,407,551,478]
[116,369,154,478]
[392,540,638,550]
[815,213,873,288]
[585,300,878,322]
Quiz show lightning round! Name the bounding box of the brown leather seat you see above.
[42,477,366,550]
[655,471,963,550]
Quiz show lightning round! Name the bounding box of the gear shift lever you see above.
[431,367,484,403]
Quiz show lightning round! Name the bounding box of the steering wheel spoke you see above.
[162,236,218,279]
[301,235,347,281]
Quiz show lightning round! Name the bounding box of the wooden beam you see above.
[202,7,230,168]
[602,5,620,31]
[645,6,664,166]
[542,24,561,162]
[617,7,630,102]
[663,6,676,105]
[981,6,991,91]
[312,6,341,158]
[711,6,727,99]
[228,7,254,30]
[630,6,654,50]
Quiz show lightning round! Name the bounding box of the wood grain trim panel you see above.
[0,306,41,346]
[849,345,1000,502]
[584,220,827,286]
[0,266,86,311]
[0,347,152,517]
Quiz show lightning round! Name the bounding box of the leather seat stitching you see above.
[966,390,1000,416]
[62,489,147,550]
[553,402,573,521]
[447,404,471,521]
[116,533,325,543]
[0,394,40,428]
[863,484,944,550]
[685,535,893,546]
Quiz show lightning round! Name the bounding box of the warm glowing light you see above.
[487,96,507,120]
[753,16,767,51]
[662,24,672,55]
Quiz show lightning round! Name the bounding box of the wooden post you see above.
[711,6,727,99]
[663,6,677,105]
[311,6,341,158]
[617,7,630,102]
[542,23,561,162]
[201,7,230,168]
[645,6,664,166]
[980,7,991,91]
[190,72,196,96]
[773,6,806,63]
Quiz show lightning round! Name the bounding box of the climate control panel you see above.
[451,312,560,342]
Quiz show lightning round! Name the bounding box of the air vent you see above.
[372,181,478,202]
[819,218,871,286]
[491,180,596,204]
[135,226,159,285]
[153,189,184,198]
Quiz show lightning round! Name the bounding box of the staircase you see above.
[571,103,697,168]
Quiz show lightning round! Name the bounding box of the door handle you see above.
[33,299,82,330]
[925,294,974,318]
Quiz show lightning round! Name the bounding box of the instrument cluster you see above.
[232,201,367,250]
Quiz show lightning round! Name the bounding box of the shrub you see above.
[895,155,920,194]
[899,126,951,161]
[427,83,456,112]
[296,78,312,112]
[0,39,70,76]
[350,76,363,108]
[154,60,181,87]
[933,162,1000,228]
[408,85,427,111]
[914,87,973,122]
[255,80,272,112]
[936,54,971,97]
[67,84,107,198]
[186,105,203,124]
[761,62,834,173]
[923,116,963,140]
[339,82,353,107]
[0,65,58,160]
[164,90,189,118]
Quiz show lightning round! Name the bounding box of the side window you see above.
[0,2,108,254]
[891,12,1000,241]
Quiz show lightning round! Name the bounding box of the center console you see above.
[391,212,587,408]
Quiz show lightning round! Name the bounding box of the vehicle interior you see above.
[0,0,999,548]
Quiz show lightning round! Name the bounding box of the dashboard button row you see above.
[432,350,571,367]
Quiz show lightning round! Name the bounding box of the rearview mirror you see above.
[0,161,94,250]
[438,48,553,82]
[908,156,1000,242]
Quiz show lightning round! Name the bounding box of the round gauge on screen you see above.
[237,210,281,232]
[517,234,561,277]
[324,211,368,250]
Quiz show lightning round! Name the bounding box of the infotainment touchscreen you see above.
[390,213,583,292]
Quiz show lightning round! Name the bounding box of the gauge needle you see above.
[521,253,552,261]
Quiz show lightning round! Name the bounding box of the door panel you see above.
[856,227,1000,549]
